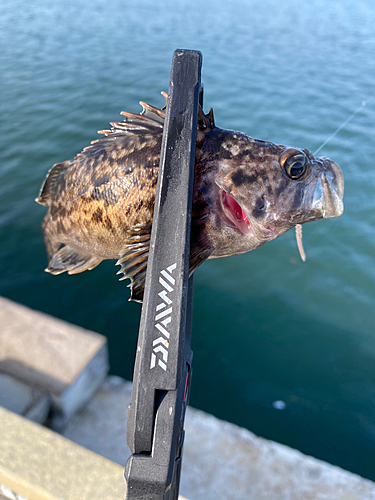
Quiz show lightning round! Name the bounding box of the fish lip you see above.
[218,189,252,235]
[313,159,344,218]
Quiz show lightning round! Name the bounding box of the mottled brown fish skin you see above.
[36,98,344,301]
[42,133,161,260]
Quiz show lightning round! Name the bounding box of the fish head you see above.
[212,137,344,255]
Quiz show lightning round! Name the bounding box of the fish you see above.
[35,93,344,302]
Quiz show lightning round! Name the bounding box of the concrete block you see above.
[0,297,108,425]
[61,376,131,463]
[50,344,108,429]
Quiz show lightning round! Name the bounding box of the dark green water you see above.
[1,0,375,481]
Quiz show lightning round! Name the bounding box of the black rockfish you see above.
[36,94,344,301]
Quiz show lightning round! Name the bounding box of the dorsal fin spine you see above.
[97,96,215,138]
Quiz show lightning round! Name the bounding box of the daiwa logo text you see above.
[150,263,177,371]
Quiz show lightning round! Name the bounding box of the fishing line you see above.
[296,91,373,261]
[314,91,373,155]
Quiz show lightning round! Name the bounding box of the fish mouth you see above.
[219,190,275,240]
[312,159,344,218]
[219,190,252,235]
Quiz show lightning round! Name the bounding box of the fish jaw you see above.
[264,155,345,231]
[312,159,344,219]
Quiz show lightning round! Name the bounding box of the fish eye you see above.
[282,152,307,180]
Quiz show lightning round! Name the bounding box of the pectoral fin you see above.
[116,224,152,303]
[117,222,213,303]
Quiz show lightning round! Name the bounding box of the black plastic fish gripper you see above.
[125,50,202,499]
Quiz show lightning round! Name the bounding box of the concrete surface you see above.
[0,483,28,500]
[0,296,108,426]
[0,406,188,500]
[61,376,375,500]
[0,374,50,423]
[0,406,125,500]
